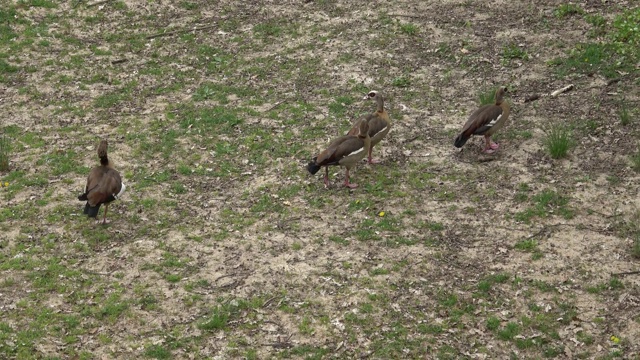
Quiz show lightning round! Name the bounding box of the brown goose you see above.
[307,120,371,188]
[78,140,126,224]
[454,86,510,153]
[347,90,391,163]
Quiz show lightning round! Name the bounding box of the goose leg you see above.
[98,204,111,224]
[343,168,358,188]
[324,167,329,187]
[484,135,499,153]
[367,146,381,164]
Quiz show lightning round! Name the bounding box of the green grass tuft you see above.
[0,134,9,171]
[392,76,411,88]
[553,4,583,18]
[478,86,499,105]
[631,146,640,172]
[632,234,640,259]
[399,23,419,36]
[618,102,632,126]
[502,43,529,62]
[544,125,574,159]
[144,344,171,359]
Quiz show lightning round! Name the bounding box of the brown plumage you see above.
[454,86,510,153]
[307,120,371,188]
[347,91,391,163]
[78,140,126,224]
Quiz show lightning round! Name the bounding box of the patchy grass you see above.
[1,1,639,359]
[544,125,574,159]
[477,86,499,106]
[553,4,583,18]
[0,134,9,171]
[630,146,640,172]
[502,43,529,64]
[618,101,632,126]
[514,189,573,223]
[552,7,640,78]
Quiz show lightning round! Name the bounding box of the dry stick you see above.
[611,270,640,277]
[606,78,621,86]
[87,0,113,7]
[146,24,217,40]
[265,100,286,112]
[551,84,574,96]
[388,13,430,19]
[111,58,127,65]
[403,135,419,144]
[523,84,575,104]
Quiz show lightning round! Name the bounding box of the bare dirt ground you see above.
[1,0,639,359]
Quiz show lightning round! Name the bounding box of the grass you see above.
[502,43,529,63]
[630,146,640,172]
[478,86,499,105]
[552,7,640,78]
[0,1,638,359]
[399,23,419,36]
[514,189,573,223]
[618,102,632,126]
[553,4,583,18]
[0,134,9,171]
[632,235,640,259]
[544,125,574,159]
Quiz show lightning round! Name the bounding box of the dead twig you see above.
[523,84,581,104]
[551,84,574,96]
[111,58,128,65]
[403,135,419,144]
[87,0,113,7]
[524,94,541,103]
[524,226,552,240]
[606,78,621,86]
[388,13,430,19]
[262,296,277,308]
[146,24,217,40]
[263,334,293,349]
[265,100,286,112]
[611,270,640,277]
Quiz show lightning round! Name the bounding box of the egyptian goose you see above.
[347,90,391,163]
[78,140,126,224]
[454,86,510,153]
[307,120,371,188]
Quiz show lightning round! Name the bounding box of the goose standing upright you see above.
[307,120,371,188]
[347,90,391,163]
[78,140,126,224]
[454,86,510,154]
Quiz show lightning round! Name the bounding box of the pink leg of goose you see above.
[368,146,381,164]
[324,167,329,187]
[343,168,358,188]
[484,135,499,153]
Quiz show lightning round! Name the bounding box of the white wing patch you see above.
[372,126,388,137]
[114,183,126,199]
[347,148,364,157]
[486,114,502,127]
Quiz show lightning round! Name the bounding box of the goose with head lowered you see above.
[454,86,510,154]
[307,120,371,188]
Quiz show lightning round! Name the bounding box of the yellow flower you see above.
[610,335,620,344]
[4,182,7,187]
[378,211,385,217]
